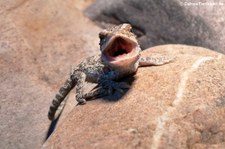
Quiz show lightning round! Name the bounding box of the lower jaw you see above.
[106,54,130,61]
[102,50,139,64]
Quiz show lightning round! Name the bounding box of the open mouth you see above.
[102,36,138,62]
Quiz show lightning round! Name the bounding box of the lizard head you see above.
[99,24,141,72]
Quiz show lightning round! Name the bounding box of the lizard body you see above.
[48,24,173,120]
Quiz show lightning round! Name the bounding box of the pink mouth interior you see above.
[103,37,137,61]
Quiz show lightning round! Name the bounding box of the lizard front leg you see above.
[82,81,129,100]
[139,56,174,66]
[79,71,130,102]
[74,71,87,104]
[82,87,109,100]
[76,71,129,103]
[80,72,117,100]
[98,71,130,94]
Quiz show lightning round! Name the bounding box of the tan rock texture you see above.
[43,45,225,149]
[0,0,99,148]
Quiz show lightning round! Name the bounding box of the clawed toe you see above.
[77,97,86,104]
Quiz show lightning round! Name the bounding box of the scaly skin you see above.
[48,24,174,120]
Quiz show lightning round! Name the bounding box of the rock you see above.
[0,0,99,148]
[43,45,225,149]
[85,0,225,54]
[72,0,96,11]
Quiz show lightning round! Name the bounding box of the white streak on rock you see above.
[173,56,213,106]
[151,56,213,149]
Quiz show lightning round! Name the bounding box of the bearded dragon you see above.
[48,24,173,120]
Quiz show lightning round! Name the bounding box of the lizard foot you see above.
[76,96,87,104]
[78,81,130,103]
[100,80,130,94]
[82,87,109,99]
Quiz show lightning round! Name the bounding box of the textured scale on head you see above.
[99,23,141,74]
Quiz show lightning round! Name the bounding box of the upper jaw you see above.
[101,34,140,63]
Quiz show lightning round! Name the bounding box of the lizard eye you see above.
[99,34,105,40]
[99,30,108,40]
[99,33,106,46]
[130,28,134,33]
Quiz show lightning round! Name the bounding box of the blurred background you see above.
[0,0,224,148]
[85,0,225,54]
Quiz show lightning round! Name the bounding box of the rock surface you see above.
[0,0,99,148]
[85,0,225,54]
[43,45,225,149]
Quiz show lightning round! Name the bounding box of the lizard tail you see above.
[48,77,76,120]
